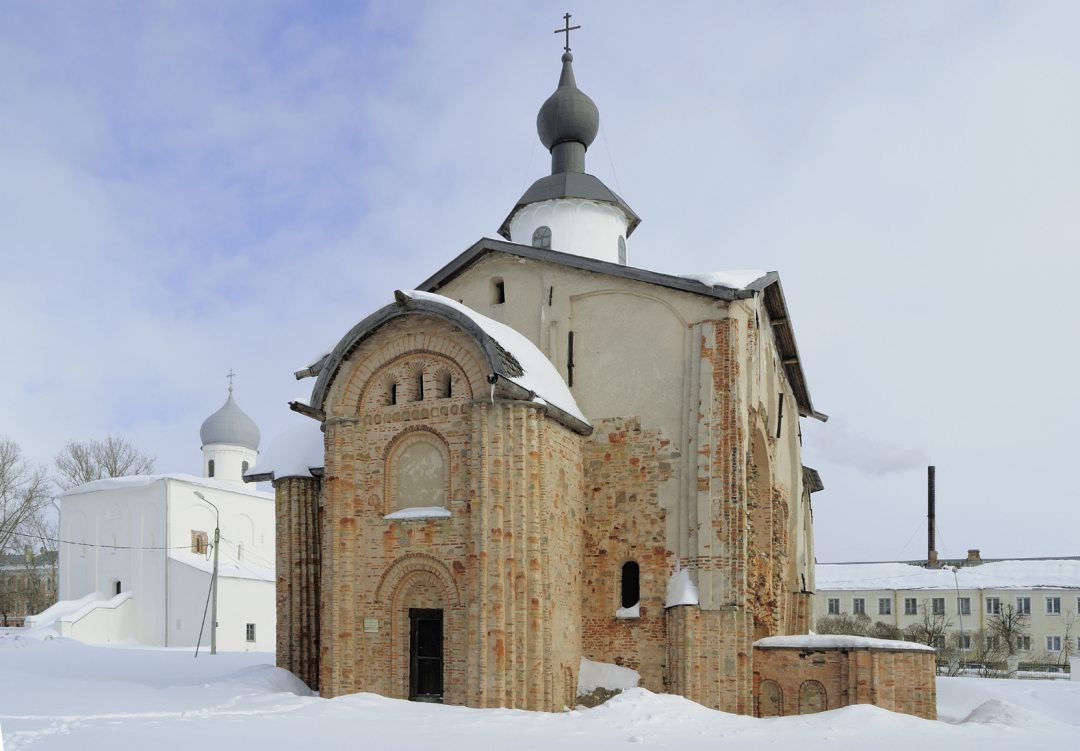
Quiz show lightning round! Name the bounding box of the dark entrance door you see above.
[409,608,443,702]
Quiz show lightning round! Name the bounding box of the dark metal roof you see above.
[301,292,591,436]
[498,172,641,240]
[417,237,825,422]
[803,466,825,494]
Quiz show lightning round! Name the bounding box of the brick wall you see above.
[753,644,937,719]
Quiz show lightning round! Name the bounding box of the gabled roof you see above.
[297,290,592,436]
[417,237,826,421]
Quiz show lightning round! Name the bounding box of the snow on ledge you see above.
[681,270,767,290]
[615,602,640,619]
[578,657,640,694]
[665,567,699,608]
[384,506,452,521]
[754,634,936,652]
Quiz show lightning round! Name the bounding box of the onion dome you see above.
[536,52,599,172]
[200,390,260,451]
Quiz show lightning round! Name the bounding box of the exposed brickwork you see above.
[581,417,677,692]
[274,475,321,691]
[753,645,937,719]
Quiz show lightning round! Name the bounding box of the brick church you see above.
[249,36,834,715]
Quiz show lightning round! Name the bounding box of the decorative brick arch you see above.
[798,679,827,714]
[374,554,463,701]
[757,679,783,717]
[359,351,473,413]
[374,552,462,608]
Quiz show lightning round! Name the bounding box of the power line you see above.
[5,528,192,551]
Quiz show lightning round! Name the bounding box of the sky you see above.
[1,1,1078,563]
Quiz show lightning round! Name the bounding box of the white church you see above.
[30,388,276,651]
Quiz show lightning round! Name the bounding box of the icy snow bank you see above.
[384,506,452,520]
[577,657,640,694]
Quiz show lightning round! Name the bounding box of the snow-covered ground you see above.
[2,631,1078,751]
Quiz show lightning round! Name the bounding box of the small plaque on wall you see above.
[363,618,379,633]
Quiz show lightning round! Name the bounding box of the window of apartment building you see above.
[904,598,917,615]
[1046,597,1061,615]
[1047,635,1062,652]
[986,635,1000,650]
[1016,597,1031,615]
[852,598,865,615]
[957,597,971,616]
[827,598,840,615]
[931,597,945,616]
[246,623,256,642]
[957,634,972,650]
[933,635,946,649]
[986,597,1001,615]
[878,598,891,616]
[1015,635,1031,651]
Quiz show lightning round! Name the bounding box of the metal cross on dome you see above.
[226,368,236,393]
[555,12,580,53]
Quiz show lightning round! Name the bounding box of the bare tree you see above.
[0,437,51,556]
[904,599,952,648]
[54,434,156,491]
[987,603,1030,656]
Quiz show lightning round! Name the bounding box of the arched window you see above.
[388,381,398,406]
[758,680,783,717]
[437,371,452,399]
[208,459,215,478]
[491,277,506,304]
[621,561,640,608]
[618,235,626,265]
[532,225,552,249]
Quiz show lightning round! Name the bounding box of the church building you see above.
[251,38,829,714]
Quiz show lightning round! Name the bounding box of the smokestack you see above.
[927,465,938,568]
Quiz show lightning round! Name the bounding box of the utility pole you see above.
[194,491,220,656]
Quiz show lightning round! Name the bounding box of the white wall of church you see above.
[58,475,275,648]
[509,198,630,264]
[59,481,168,645]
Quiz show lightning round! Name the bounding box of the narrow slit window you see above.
[621,561,640,608]
[618,235,626,265]
[414,369,425,401]
[567,331,575,388]
[491,277,506,304]
[776,394,784,439]
[389,382,398,406]
[207,459,215,478]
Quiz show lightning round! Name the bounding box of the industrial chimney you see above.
[927,465,939,568]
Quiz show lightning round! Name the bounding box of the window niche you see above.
[412,367,425,402]
[436,370,453,399]
[386,432,450,515]
[491,277,506,305]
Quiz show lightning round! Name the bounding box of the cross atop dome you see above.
[554,12,580,53]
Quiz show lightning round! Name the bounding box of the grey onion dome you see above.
[200,392,260,451]
[536,52,599,155]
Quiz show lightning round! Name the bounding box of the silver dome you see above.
[200,392,260,451]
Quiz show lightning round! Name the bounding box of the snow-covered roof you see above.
[403,290,587,425]
[680,270,768,290]
[169,553,274,583]
[754,634,935,652]
[60,474,273,500]
[244,419,324,482]
[302,289,590,435]
[816,559,1080,592]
